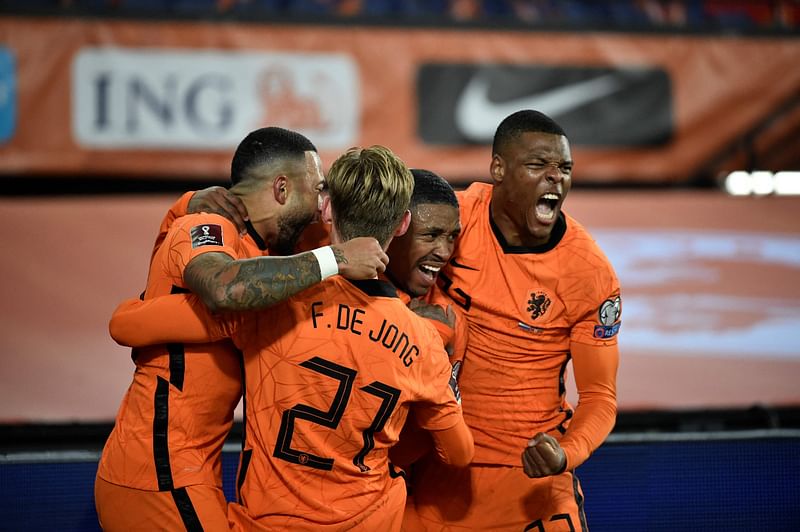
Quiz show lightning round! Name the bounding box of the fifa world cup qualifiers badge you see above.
[191,224,224,248]
[593,296,622,339]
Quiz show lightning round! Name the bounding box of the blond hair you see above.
[326,145,413,246]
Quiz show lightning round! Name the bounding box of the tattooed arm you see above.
[184,238,389,313]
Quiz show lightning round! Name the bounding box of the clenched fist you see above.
[521,432,567,478]
[331,237,389,280]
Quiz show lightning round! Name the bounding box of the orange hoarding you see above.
[1,191,798,422]
[0,16,798,183]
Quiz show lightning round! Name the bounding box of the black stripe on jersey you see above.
[236,449,252,503]
[167,285,190,391]
[556,354,573,434]
[154,376,174,491]
[388,462,407,480]
[489,207,566,254]
[348,279,398,298]
[167,343,185,391]
[235,347,250,502]
[244,220,268,251]
[557,408,574,435]
[573,473,589,532]
[170,487,204,532]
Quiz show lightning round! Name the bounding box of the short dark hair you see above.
[230,127,317,185]
[492,110,567,156]
[410,169,458,210]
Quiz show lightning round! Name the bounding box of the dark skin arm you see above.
[187,186,249,235]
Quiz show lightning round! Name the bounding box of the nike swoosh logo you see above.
[455,73,627,141]
[449,258,479,271]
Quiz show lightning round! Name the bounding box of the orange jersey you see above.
[113,277,470,529]
[231,277,467,529]
[437,183,620,468]
[97,210,266,492]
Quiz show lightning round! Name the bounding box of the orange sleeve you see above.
[429,418,474,467]
[448,305,468,365]
[424,285,469,364]
[109,294,236,347]
[151,191,195,260]
[428,318,455,350]
[559,341,619,470]
[387,412,433,471]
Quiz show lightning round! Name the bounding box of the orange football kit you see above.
[110,277,473,530]
[95,193,266,531]
[404,183,620,531]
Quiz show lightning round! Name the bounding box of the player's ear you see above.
[490,155,504,184]
[273,175,288,205]
[320,194,332,224]
[393,210,411,237]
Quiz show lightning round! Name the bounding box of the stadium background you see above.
[1,1,799,530]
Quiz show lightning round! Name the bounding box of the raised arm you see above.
[408,330,474,468]
[521,341,618,477]
[556,341,618,469]
[428,421,474,467]
[151,187,249,261]
[109,294,235,347]
[184,237,389,313]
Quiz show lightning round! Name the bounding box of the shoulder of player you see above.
[169,212,239,235]
[456,182,491,226]
[561,212,619,279]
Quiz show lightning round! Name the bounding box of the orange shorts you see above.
[94,476,229,531]
[227,474,406,531]
[402,460,587,532]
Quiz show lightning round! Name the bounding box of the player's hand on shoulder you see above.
[409,300,456,329]
[189,186,249,236]
[521,432,567,478]
[331,237,389,279]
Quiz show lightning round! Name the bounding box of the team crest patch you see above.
[594,296,622,338]
[527,291,551,321]
[191,224,224,248]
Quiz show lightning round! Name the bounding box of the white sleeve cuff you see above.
[311,246,339,280]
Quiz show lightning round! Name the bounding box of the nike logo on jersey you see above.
[455,73,627,141]
[449,258,479,271]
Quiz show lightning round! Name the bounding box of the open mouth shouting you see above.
[417,262,442,284]
[534,192,561,225]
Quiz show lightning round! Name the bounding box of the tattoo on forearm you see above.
[186,252,322,312]
[332,246,348,265]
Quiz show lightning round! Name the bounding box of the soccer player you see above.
[404,110,621,531]
[110,166,468,483]
[109,146,474,530]
[94,127,388,531]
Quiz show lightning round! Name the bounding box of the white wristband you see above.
[311,246,339,280]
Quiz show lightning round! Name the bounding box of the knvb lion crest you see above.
[527,291,551,320]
